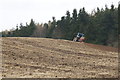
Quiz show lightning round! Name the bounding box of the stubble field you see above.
[1,37,118,78]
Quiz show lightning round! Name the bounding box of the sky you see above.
[0,0,119,31]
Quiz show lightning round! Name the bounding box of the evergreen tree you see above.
[65,11,71,39]
[47,17,56,38]
[118,4,120,35]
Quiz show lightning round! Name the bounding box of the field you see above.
[1,37,118,78]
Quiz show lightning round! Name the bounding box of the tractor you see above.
[73,33,85,42]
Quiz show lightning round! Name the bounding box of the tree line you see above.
[1,4,118,47]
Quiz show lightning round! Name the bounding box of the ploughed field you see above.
[1,37,118,78]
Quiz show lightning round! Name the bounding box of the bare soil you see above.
[1,37,118,78]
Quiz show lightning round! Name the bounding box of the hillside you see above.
[2,37,118,78]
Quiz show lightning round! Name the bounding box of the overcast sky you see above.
[0,0,119,31]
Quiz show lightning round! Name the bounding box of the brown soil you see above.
[85,43,118,52]
[1,37,118,78]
